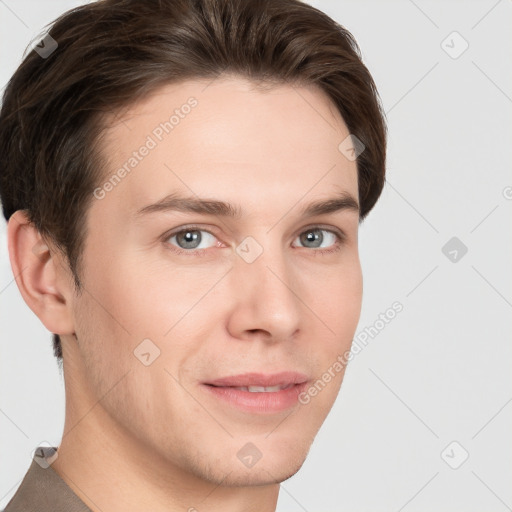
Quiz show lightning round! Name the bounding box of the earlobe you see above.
[7,210,75,336]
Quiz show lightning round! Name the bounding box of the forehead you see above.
[95,76,358,219]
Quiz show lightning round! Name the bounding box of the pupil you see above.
[301,229,322,248]
[178,230,200,248]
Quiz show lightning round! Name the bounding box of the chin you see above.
[215,458,307,488]
[191,440,312,488]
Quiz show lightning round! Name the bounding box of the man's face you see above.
[64,76,362,485]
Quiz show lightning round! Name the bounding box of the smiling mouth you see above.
[201,373,309,413]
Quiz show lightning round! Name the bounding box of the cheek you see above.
[299,260,362,411]
[334,269,363,341]
[112,262,225,338]
[71,290,128,402]
[83,255,228,378]
[307,256,363,342]
[82,255,176,337]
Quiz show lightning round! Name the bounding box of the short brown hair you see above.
[0,0,386,361]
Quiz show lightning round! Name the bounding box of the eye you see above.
[162,225,345,257]
[294,227,342,251]
[166,227,218,251]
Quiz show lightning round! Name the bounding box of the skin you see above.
[8,75,362,512]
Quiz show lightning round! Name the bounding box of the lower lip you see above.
[201,383,308,413]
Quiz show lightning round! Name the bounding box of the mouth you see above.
[216,384,295,392]
[201,372,309,413]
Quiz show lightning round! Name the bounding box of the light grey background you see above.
[1,0,511,510]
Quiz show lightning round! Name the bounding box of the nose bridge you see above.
[229,232,302,339]
[237,235,296,302]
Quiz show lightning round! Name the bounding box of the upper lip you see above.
[204,371,309,388]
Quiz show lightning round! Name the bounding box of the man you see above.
[0,0,386,510]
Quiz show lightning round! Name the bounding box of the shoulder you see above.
[2,447,92,512]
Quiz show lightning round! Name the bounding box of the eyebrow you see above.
[135,191,360,219]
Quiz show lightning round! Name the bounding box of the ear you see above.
[7,210,75,336]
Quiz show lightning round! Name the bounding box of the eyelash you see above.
[161,224,346,257]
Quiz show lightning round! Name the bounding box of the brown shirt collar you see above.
[2,446,92,512]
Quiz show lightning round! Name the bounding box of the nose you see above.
[225,240,303,343]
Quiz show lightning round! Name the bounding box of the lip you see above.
[205,371,309,388]
[202,372,309,414]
